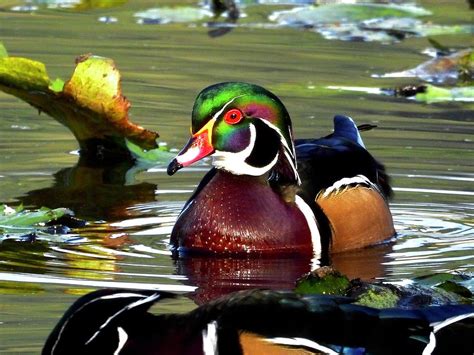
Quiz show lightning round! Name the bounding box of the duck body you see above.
[172,169,314,255]
[43,288,474,355]
[168,82,395,257]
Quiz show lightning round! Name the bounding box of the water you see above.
[0,0,473,352]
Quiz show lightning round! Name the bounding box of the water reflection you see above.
[19,155,157,222]
[175,255,312,304]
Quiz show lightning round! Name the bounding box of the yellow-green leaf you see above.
[0,57,49,91]
[0,50,159,155]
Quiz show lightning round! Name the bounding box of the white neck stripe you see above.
[295,195,321,258]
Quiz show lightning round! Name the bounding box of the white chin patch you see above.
[212,124,278,176]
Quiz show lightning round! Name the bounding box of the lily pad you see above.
[376,49,474,85]
[0,46,160,159]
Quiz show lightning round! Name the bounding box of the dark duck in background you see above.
[167,82,395,260]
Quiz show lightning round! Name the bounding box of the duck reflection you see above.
[174,242,391,305]
[175,255,312,304]
[19,155,157,222]
[3,155,156,294]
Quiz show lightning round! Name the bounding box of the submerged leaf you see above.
[0,50,160,158]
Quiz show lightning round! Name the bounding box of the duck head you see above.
[167,82,300,184]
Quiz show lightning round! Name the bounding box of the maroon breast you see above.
[171,171,313,256]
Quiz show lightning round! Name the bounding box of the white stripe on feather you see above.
[51,292,150,354]
[202,321,218,355]
[85,293,161,345]
[267,337,337,354]
[113,327,128,355]
[295,195,321,258]
[321,174,377,198]
[422,332,436,355]
[422,311,474,355]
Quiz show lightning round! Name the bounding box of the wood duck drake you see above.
[167,82,395,257]
[43,288,474,355]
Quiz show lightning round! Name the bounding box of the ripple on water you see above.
[387,202,474,283]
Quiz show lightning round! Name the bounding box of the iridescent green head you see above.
[168,82,299,184]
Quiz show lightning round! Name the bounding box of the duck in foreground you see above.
[167,82,395,257]
[43,288,474,354]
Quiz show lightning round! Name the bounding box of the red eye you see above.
[224,109,243,125]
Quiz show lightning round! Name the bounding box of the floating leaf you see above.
[296,269,472,308]
[0,205,69,229]
[9,0,127,11]
[269,4,473,43]
[125,139,175,167]
[435,281,472,298]
[413,84,474,103]
[134,7,213,25]
[327,84,474,103]
[376,49,474,84]
[73,0,128,10]
[0,49,160,158]
[269,4,431,27]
